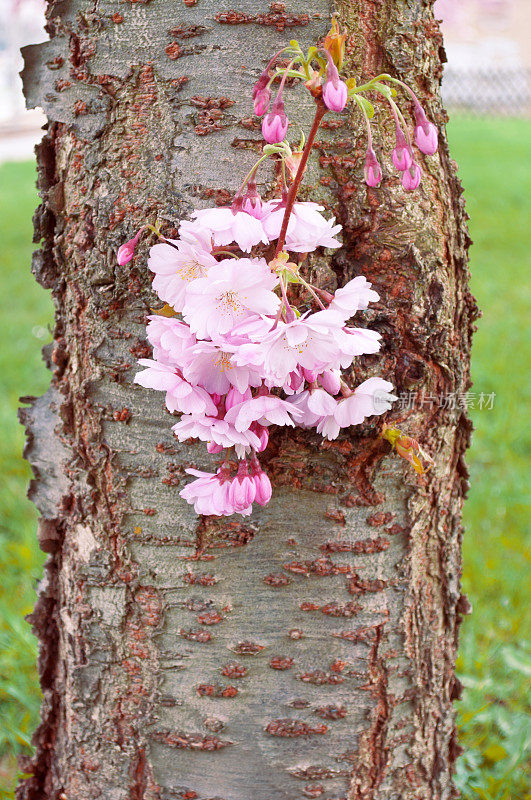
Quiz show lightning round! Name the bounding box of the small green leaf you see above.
[354,95,375,119]
[373,81,397,98]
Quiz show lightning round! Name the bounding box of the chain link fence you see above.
[441,68,531,116]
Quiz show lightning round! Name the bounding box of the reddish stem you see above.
[274,98,327,256]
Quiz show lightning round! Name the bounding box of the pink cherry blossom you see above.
[334,378,397,428]
[145,316,196,366]
[172,415,261,459]
[221,314,275,346]
[148,240,218,311]
[182,258,279,340]
[334,327,381,365]
[233,309,373,385]
[177,219,215,252]
[180,468,252,517]
[181,341,263,395]
[307,388,338,416]
[225,394,303,432]
[134,359,218,416]
[329,276,380,319]
[232,313,335,384]
[191,207,269,252]
[262,200,342,253]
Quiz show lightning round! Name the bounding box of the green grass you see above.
[0,162,51,793]
[0,118,530,798]
[447,118,531,800]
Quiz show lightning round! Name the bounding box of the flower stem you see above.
[274,98,327,256]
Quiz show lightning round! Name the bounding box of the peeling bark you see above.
[18,1,474,799]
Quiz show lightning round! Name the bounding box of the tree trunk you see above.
[18,1,475,799]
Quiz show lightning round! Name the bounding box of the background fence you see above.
[442,68,531,116]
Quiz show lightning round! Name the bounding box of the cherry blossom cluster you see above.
[132,204,396,517]
[121,20,440,517]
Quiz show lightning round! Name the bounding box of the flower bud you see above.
[413,106,438,155]
[302,368,317,384]
[401,162,422,191]
[229,463,256,511]
[288,370,304,391]
[262,99,288,144]
[253,84,271,116]
[391,126,412,172]
[117,228,144,265]
[207,441,224,454]
[251,423,269,452]
[253,470,272,506]
[242,179,263,220]
[322,60,348,113]
[364,147,382,188]
[243,195,263,219]
[392,144,412,172]
[318,369,341,396]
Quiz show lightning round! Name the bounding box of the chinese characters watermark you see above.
[393,391,496,411]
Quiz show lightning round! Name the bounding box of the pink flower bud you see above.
[253,470,272,506]
[242,195,263,219]
[413,106,438,155]
[225,387,252,410]
[288,370,304,391]
[253,85,271,116]
[252,71,271,115]
[415,121,438,155]
[242,179,263,220]
[302,368,317,384]
[229,461,256,511]
[117,228,143,265]
[322,68,348,113]
[318,369,341,395]
[251,424,269,452]
[392,144,412,172]
[401,162,422,191]
[262,99,288,144]
[207,441,224,454]
[364,147,382,188]
[391,126,412,172]
[229,476,256,511]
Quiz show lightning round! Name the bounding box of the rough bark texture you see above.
[19,1,475,799]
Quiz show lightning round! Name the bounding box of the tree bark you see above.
[18,1,475,799]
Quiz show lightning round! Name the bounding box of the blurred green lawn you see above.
[0,117,530,798]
